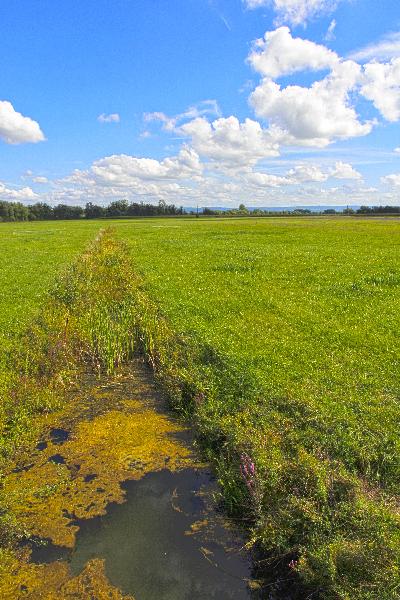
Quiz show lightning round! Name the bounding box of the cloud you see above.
[250,60,372,146]
[63,146,203,189]
[179,116,280,166]
[394,147,400,153]
[43,153,374,208]
[330,161,362,180]
[97,113,120,123]
[244,171,290,187]
[22,171,49,184]
[0,182,38,201]
[287,163,328,182]
[144,100,221,132]
[350,32,400,62]
[244,0,344,26]
[325,19,336,41]
[0,101,45,144]
[248,27,338,78]
[285,161,361,183]
[360,58,400,122]
[381,173,400,187]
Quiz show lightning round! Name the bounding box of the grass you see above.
[0,216,399,598]
[0,220,101,345]
[117,216,400,598]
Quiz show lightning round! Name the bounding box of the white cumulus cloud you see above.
[144,100,221,133]
[264,162,362,184]
[330,161,362,180]
[0,182,38,201]
[65,147,203,189]
[244,171,290,187]
[249,27,338,78]
[250,60,372,146]
[361,58,400,122]
[97,113,120,123]
[0,101,45,144]
[287,164,328,182]
[381,173,400,187]
[179,116,280,166]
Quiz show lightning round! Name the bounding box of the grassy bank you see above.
[0,230,138,468]
[1,218,399,598]
[116,217,400,598]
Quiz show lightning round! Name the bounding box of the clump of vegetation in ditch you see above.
[0,230,139,544]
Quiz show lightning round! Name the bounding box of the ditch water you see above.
[13,361,258,599]
[69,469,252,599]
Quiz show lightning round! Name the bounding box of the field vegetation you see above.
[0,217,399,598]
[121,217,400,598]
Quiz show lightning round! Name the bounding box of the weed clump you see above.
[0,231,139,545]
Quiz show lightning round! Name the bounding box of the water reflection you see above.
[70,468,252,600]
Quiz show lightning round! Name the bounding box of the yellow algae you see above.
[0,550,133,599]
[0,548,68,600]
[185,519,210,536]
[4,367,197,548]
[50,559,135,600]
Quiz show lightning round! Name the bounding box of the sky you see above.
[1,0,400,208]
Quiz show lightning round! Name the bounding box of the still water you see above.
[70,468,253,599]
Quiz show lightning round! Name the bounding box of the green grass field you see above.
[1,216,399,598]
[123,217,400,486]
[0,220,101,345]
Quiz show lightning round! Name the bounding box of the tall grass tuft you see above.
[0,230,138,461]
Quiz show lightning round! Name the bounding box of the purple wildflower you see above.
[240,452,256,495]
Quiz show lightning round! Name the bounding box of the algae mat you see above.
[1,361,196,598]
[2,360,252,599]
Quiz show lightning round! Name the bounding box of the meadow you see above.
[0,220,101,345]
[0,216,399,598]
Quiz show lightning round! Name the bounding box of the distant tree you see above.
[292,208,311,215]
[0,201,15,221]
[127,202,141,217]
[107,199,129,217]
[0,201,30,221]
[158,199,167,214]
[53,204,84,219]
[85,203,106,218]
[357,205,373,215]
[30,202,54,220]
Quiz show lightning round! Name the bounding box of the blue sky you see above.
[1,0,400,207]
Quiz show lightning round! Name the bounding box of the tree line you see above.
[0,199,399,222]
[0,199,184,222]
[202,204,400,216]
